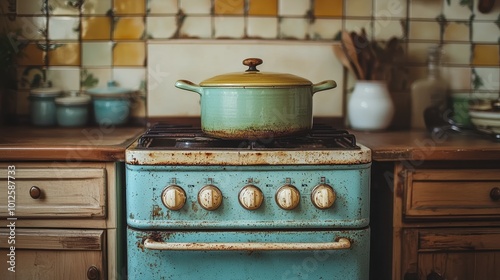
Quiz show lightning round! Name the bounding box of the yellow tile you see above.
[315,0,343,17]
[248,0,277,16]
[17,43,45,66]
[114,0,145,14]
[48,43,81,66]
[113,17,145,40]
[113,42,145,66]
[214,0,244,15]
[82,17,111,40]
[473,44,499,66]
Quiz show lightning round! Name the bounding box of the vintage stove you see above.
[126,123,371,279]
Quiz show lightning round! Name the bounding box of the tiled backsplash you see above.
[0,0,499,125]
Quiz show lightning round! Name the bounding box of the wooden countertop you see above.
[354,129,500,161]
[0,126,145,161]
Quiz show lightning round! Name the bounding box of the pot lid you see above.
[86,80,132,96]
[199,58,313,87]
[30,87,62,97]
[55,95,91,105]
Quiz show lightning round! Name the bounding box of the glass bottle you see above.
[410,45,448,129]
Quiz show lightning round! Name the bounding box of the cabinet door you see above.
[0,228,105,280]
[402,228,500,280]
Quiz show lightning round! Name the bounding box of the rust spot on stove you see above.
[129,157,139,165]
[151,205,164,219]
[129,213,135,219]
[191,201,199,212]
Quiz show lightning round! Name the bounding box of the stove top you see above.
[137,123,359,150]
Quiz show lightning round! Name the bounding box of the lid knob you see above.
[243,58,263,72]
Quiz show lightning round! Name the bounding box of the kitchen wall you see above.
[1,0,499,126]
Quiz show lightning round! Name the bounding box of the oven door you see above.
[127,227,369,279]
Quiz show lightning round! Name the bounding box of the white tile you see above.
[112,68,146,91]
[373,19,405,41]
[443,0,472,20]
[443,22,470,42]
[278,0,310,16]
[441,66,472,91]
[46,67,81,91]
[247,17,278,39]
[147,16,177,39]
[374,0,407,18]
[180,0,211,15]
[214,17,245,39]
[409,21,440,41]
[345,20,372,36]
[407,42,435,64]
[473,22,500,43]
[346,0,373,17]
[180,16,212,38]
[82,42,112,67]
[148,0,178,14]
[409,0,443,19]
[309,19,342,40]
[441,43,470,65]
[48,16,80,40]
[279,18,309,40]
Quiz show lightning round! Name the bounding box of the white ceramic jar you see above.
[348,81,394,131]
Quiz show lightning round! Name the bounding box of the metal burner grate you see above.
[137,123,359,150]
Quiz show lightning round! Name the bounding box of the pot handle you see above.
[312,80,337,95]
[175,80,203,95]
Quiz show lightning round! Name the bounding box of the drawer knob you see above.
[490,187,500,201]
[29,186,41,199]
[87,265,100,280]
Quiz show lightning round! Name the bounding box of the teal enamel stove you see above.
[126,124,371,279]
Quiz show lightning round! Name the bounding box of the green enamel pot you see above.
[175,58,337,139]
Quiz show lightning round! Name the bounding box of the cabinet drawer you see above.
[404,169,500,219]
[0,168,106,218]
[0,228,105,280]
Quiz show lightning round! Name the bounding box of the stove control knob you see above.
[239,185,264,210]
[311,184,336,209]
[198,185,223,211]
[275,185,300,210]
[161,185,186,211]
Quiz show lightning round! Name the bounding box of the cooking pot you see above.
[175,58,337,139]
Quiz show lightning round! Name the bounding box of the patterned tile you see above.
[279,18,309,39]
[443,0,473,21]
[309,18,342,40]
[179,16,212,38]
[473,67,500,91]
[46,67,81,91]
[81,68,112,89]
[82,0,112,15]
[179,0,212,15]
[114,0,146,15]
[14,16,47,40]
[47,42,81,66]
[17,43,46,66]
[47,0,80,15]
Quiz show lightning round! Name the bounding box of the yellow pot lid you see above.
[199,58,313,87]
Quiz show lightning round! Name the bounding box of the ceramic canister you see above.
[29,87,62,126]
[55,95,91,127]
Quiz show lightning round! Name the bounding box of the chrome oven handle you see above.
[143,238,351,251]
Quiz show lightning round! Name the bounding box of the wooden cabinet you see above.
[0,162,125,280]
[370,161,500,280]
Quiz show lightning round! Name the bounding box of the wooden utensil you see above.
[332,44,358,78]
[341,31,364,80]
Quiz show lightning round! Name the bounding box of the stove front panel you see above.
[126,164,370,230]
[127,227,369,280]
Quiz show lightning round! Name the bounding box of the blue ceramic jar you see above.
[55,95,91,127]
[86,81,132,126]
[29,87,62,126]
